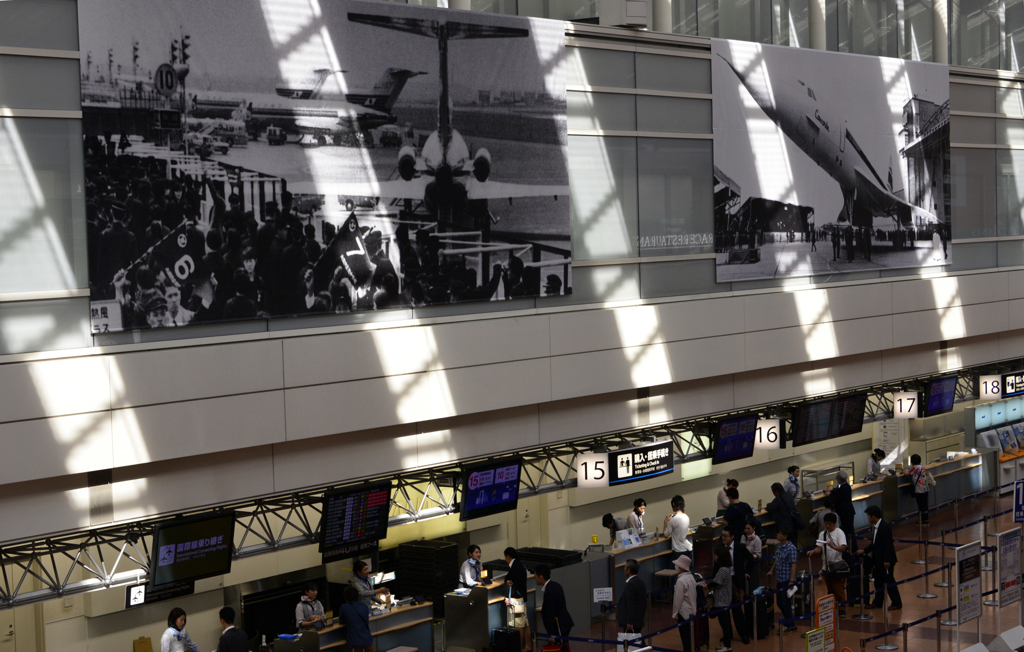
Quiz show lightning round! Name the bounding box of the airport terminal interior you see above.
[9,0,1024,651]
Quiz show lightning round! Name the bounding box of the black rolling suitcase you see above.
[692,609,710,650]
[494,627,521,652]
[753,587,775,639]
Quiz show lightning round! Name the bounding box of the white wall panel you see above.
[1009,299,1024,330]
[427,358,551,420]
[892,273,1009,313]
[111,392,285,466]
[891,302,1007,349]
[823,284,894,322]
[415,406,540,468]
[649,375,735,423]
[733,363,814,407]
[946,333,1001,370]
[427,316,551,368]
[111,446,275,521]
[812,352,883,393]
[880,344,941,380]
[743,316,891,370]
[285,374,429,439]
[548,297,745,356]
[1010,271,1024,300]
[0,357,109,423]
[110,341,284,408]
[0,412,111,484]
[272,423,416,491]
[551,334,746,400]
[0,474,89,544]
[999,329,1024,359]
[538,390,637,443]
[283,328,426,387]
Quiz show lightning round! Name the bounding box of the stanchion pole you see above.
[918,540,937,599]
[753,590,758,652]
[941,565,957,626]
[778,611,783,652]
[914,515,927,565]
[954,501,960,542]
[876,590,897,650]
[985,536,1000,608]
[902,623,909,652]
[852,574,872,621]
[935,531,950,588]
[935,610,941,652]
[982,516,993,571]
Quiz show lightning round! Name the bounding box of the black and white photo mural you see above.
[79,0,569,333]
[712,40,950,282]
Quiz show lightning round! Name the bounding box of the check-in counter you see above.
[318,601,433,651]
[479,574,537,639]
[800,477,886,537]
[894,452,986,518]
[694,510,774,575]
[609,535,673,599]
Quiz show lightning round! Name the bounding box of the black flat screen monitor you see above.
[791,399,834,447]
[151,513,235,587]
[460,458,522,521]
[923,375,958,417]
[319,483,392,554]
[713,413,758,465]
[829,393,868,439]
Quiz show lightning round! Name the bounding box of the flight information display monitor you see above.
[151,513,235,587]
[713,414,759,465]
[319,483,392,555]
[791,399,834,447]
[923,375,958,417]
[460,458,522,521]
[829,393,868,439]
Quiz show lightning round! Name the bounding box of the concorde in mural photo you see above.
[712,39,951,282]
[79,0,569,333]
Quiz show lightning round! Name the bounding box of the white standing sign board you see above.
[998,529,1022,606]
[956,541,983,624]
[593,587,613,603]
[892,392,919,419]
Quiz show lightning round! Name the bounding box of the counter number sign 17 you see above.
[577,452,609,488]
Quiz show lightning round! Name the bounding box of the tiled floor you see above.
[570,492,1022,652]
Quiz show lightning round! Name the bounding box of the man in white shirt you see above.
[663,495,693,561]
[460,544,485,588]
[809,513,848,617]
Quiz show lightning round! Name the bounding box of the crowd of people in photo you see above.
[596,449,933,652]
[84,141,564,331]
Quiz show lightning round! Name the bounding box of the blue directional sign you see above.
[1015,481,1024,523]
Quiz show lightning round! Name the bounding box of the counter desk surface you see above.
[318,601,433,650]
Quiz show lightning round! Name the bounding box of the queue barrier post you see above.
[982,516,993,571]
[876,588,897,650]
[941,571,957,626]
[985,533,1000,608]
[778,611,784,652]
[917,539,937,599]
[902,623,909,652]
[935,610,942,652]
[953,501,960,542]
[913,516,926,565]
[934,531,950,588]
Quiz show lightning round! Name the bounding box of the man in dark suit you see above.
[217,607,248,652]
[861,505,902,609]
[831,471,857,553]
[721,526,752,644]
[618,559,647,636]
[504,547,533,652]
[535,564,575,645]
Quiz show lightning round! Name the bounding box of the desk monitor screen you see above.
[712,413,758,465]
[319,482,392,554]
[150,512,235,587]
[459,457,522,521]
[791,398,834,447]
[923,375,957,417]
[829,393,868,439]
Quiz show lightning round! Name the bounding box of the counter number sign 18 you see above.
[577,452,609,488]
[980,375,1003,400]
[893,391,918,419]
[754,419,780,451]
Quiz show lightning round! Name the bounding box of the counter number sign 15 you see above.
[577,452,609,488]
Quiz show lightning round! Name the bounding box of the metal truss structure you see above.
[0,364,990,609]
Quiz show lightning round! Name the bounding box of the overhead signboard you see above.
[956,541,983,624]
[609,441,674,486]
[1002,371,1024,398]
[998,529,1022,607]
[754,419,781,451]
[577,452,610,488]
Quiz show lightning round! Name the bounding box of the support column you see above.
[934,0,949,63]
[809,0,827,49]
[653,0,673,33]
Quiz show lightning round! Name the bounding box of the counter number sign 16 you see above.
[577,452,609,488]
[754,419,780,450]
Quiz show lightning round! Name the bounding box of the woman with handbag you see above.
[339,586,373,652]
[904,454,934,524]
[809,513,849,617]
[706,547,734,652]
